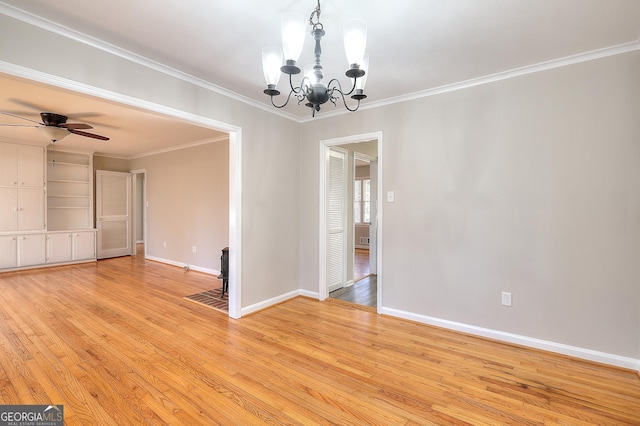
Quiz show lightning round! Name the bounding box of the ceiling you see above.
[1,0,639,157]
[0,75,227,158]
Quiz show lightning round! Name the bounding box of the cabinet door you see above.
[0,143,18,186]
[73,231,96,260]
[47,233,73,264]
[18,188,46,231]
[18,145,45,188]
[0,187,18,232]
[18,234,46,266]
[0,235,18,269]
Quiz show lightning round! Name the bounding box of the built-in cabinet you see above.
[0,143,46,232]
[0,141,97,272]
[46,231,96,264]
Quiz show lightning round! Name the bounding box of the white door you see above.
[327,148,347,292]
[96,170,132,259]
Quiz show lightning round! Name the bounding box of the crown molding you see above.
[0,2,300,123]
[2,2,639,125]
[124,135,228,160]
[354,39,640,116]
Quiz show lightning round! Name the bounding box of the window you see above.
[354,177,370,224]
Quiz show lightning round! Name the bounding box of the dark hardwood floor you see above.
[330,248,377,307]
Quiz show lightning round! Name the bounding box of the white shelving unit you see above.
[47,150,93,231]
[0,144,97,272]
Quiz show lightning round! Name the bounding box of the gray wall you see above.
[3,12,639,362]
[300,51,640,360]
[129,141,228,271]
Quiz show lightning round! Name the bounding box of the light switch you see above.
[387,191,395,203]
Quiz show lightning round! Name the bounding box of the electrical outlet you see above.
[501,292,512,307]
[163,241,167,248]
[192,246,197,254]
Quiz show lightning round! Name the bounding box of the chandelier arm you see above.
[327,77,358,97]
[326,82,361,112]
[269,89,297,109]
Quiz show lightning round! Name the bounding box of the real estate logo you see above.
[0,405,63,426]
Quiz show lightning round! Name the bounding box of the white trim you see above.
[0,63,244,320]
[2,2,638,124]
[127,135,228,160]
[320,131,383,314]
[0,3,300,123]
[129,169,147,258]
[381,306,640,372]
[227,129,242,319]
[300,289,320,299]
[302,40,640,122]
[0,61,236,134]
[145,255,219,276]
[241,290,300,317]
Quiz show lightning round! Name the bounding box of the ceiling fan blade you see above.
[8,98,51,113]
[60,123,93,130]
[69,129,109,141]
[0,123,38,127]
[0,111,43,125]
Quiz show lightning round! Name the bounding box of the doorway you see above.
[319,132,383,312]
[130,169,146,257]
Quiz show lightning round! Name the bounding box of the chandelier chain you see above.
[309,0,323,30]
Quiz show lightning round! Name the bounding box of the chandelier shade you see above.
[262,46,284,88]
[282,13,306,65]
[343,19,367,68]
[355,54,369,91]
[261,0,369,117]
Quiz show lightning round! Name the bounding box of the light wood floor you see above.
[354,248,370,281]
[1,255,639,425]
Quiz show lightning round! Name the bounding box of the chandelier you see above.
[261,0,369,117]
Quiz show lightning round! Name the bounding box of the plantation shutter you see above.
[327,148,347,292]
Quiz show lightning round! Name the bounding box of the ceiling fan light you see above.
[282,12,307,63]
[344,19,367,67]
[37,126,70,142]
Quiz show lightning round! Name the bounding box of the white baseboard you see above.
[300,289,320,299]
[241,289,301,316]
[145,255,219,276]
[381,307,640,372]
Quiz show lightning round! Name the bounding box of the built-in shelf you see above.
[46,150,93,231]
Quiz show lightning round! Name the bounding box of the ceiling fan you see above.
[0,111,109,142]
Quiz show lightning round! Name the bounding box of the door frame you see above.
[0,64,244,320]
[353,152,378,276]
[130,169,146,256]
[319,131,383,313]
